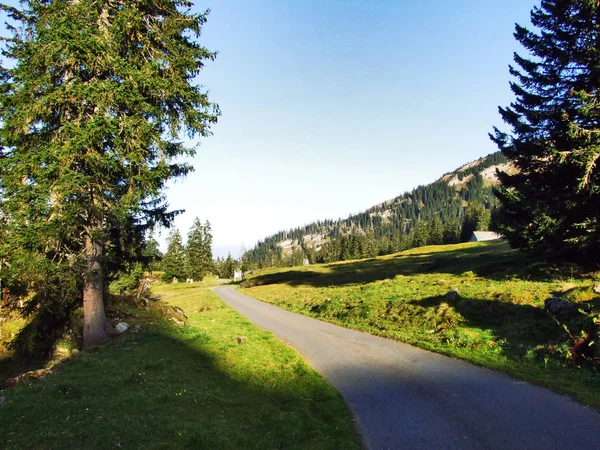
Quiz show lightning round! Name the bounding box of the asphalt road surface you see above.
[214,286,600,450]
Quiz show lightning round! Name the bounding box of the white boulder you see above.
[115,322,129,333]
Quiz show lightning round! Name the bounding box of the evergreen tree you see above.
[427,217,444,245]
[182,218,213,281]
[223,253,235,278]
[142,237,163,272]
[185,218,205,281]
[443,220,461,244]
[364,230,379,258]
[0,0,219,347]
[200,220,214,275]
[162,230,186,282]
[214,256,224,278]
[460,202,488,242]
[412,221,430,248]
[492,0,600,262]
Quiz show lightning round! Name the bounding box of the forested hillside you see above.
[245,152,511,268]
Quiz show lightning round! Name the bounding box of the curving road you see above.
[213,286,600,450]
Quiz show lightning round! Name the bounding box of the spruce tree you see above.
[185,219,200,281]
[443,220,461,244]
[492,0,600,261]
[427,217,444,245]
[411,221,429,248]
[460,202,488,242]
[223,253,235,278]
[185,217,211,281]
[162,230,186,282]
[364,230,379,257]
[0,0,219,347]
[200,220,214,275]
[142,237,163,273]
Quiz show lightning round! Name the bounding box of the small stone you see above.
[115,322,129,333]
[0,397,5,405]
[593,283,600,295]
[172,306,188,319]
[544,296,576,315]
[170,317,184,327]
[234,337,246,344]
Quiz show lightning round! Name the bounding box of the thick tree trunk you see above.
[83,235,107,348]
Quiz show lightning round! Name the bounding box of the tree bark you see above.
[83,235,107,348]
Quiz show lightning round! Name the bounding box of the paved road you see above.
[213,286,600,450]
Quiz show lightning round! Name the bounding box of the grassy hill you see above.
[0,284,361,449]
[245,151,513,268]
[240,240,600,408]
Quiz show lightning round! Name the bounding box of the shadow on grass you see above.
[242,241,562,288]
[407,293,598,364]
[0,325,360,450]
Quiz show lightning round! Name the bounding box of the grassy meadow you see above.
[240,240,600,408]
[0,283,361,450]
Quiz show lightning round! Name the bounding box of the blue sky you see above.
[168,0,537,257]
[0,0,538,257]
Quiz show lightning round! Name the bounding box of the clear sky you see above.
[164,0,537,257]
[0,0,539,257]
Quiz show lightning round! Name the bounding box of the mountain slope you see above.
[245,152,512,268]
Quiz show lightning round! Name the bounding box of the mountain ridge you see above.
[245,151,512,268]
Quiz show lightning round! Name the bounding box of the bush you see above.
[110,263,145,293]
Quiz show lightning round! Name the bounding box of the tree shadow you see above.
[0,325,360,449]
[407,293,596,361]
[242,242,563,288]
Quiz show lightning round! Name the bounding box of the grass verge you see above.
[0,283,361,449]
[240,241,600,408]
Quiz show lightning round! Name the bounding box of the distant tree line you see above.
[244,154,500,269]
[158,218,244,281]
[161,218,214,282]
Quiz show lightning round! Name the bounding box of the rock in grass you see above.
[116,322,129,333]
[172,306,188,319]
[594,283,600,295]
[234,336,246,344]
[544,297,576,315]
[445,289,459,301]
[6,369,53,388]
[170,317,184,327]
[0,397,5,405]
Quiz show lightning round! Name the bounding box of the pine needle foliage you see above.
[185,218,213,281]
[491,0,600,263]
[0,0,219,348]
[161,229,186,282]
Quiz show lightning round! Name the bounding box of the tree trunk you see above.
[83,235,107,348]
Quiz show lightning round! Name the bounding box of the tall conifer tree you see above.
[162,230,186,282]
[185,218,205,281]
[0,0,219,347]
[492,0,600,261]
[200,220,214,275]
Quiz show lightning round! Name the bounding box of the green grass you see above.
[240,241,600,408]
[0,284,361,449]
